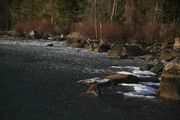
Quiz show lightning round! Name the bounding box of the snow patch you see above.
[116,71,134,75]
[133,70,156,76]
[116,70,157,78]
[139,82,160,86]
[77,78,109,84]
[111,66,140,70]
[117,83,157,98]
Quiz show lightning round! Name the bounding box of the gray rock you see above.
[140,64,154,71]
[108,44,128,59]
[108,43,144,59]
[151,61,164,74]
[125,44,145,56]
[47,43,54,47]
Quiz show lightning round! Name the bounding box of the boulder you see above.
[160,49,173,61]
[146,46,161,55]
[98,44,110,52]
[172,50,180,60]
[66,32,85,48]
[140,64,154,71]
[27,30,35,39]
[108,44,144,59]
[150,61,164,74]
[24,30,42,39]
[86,83,101,96]
[161,42,169,50]
[11,30,25,38]
[158,63,180,100]
[67,32,84,40]
[47,43,54,47]
[160,49,180,62]
[125,44,145,56]
[71,42,83,48]
[53,34,65,41]
[104,73,138,84]
[43,33,51,39]
[97,41,110,52]
[108,44,128,59]
[138,54,158,61]
[173,37,180,51]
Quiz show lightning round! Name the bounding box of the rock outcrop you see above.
[173,37,180,51]
[158,63,180,100]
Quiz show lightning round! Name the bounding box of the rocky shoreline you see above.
[0,31,180,101]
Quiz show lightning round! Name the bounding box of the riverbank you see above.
[0,34,180,100]
[0,38,180,120]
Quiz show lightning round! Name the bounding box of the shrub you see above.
[34,19,55,35]
[75,20,127,43]
[75,20,96,38]
[159,22,176,44]
[133,21,160,45]
[12,23,33,37]
[102,22,122,42]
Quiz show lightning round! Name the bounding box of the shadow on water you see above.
[0,38,179,120]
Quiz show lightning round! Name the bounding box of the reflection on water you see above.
[0,38,179,120]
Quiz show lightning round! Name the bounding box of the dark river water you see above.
[0,37,179,120]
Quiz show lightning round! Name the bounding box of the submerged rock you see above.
[158,63,180,100]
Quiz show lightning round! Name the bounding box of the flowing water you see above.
[0,37,179,120]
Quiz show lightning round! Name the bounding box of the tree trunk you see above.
[94,0,98,39]
[100,20,102,40]
[110,0,117,21]
[124,0,135,25]
[154,1,158,22]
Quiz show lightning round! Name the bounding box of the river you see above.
[0,37,179,120]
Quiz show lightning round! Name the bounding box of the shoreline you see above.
[0,35,179,101]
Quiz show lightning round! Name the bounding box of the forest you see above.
[0,0,180,44]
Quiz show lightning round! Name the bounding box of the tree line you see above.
[0,0,179,44]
